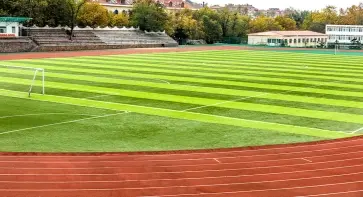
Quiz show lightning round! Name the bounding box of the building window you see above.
[12,27,16,33]
[0,27,6,33]
[169,1,173,7]
[302,38,305,43]
[289,39,292,43]
[114,10,119,14]
[318,38,320,41]
[298,39,301,43]
[181,2,185,8]
[294,39,297,43]
[120,0,126,4]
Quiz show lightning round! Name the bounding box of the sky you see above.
[195,0,362,10]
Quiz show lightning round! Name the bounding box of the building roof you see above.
[248,31,326,37]
[0,17,32,23]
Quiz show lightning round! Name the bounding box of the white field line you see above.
[351,127,363,134]
[161,181,363,197]
[85,78,169,99]
[0,137,361,158]
[0,178,362,192]
[0,111,129,136]
[0,113,99,119]
[182,78,358,134]
[182,92,270,112]
[296,190,363,197]
[1,145,362,164]
[85,95,113,99]
[0,172,361,191]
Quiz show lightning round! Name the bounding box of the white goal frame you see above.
[0,65,45,97]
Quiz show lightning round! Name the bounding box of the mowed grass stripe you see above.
[2,68,363,111]
[4,61,363,100]
[81,55,363,77]
[19,59,363,89]
[67,57,363,85]
[92,52,363,74]
[4,76,360,132]
[2,76,363,126]
[17,58,363,87]
[27,58,363,85]
[146,50,363,67]
[0,89,352,138]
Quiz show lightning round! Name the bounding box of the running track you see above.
[0,136,362,197]
[1,46,363,196]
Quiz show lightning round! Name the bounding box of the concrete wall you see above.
[0,38,37,53]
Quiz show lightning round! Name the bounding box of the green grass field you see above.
[0,49,362,152]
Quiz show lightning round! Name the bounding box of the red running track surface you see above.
[0,136,362,197]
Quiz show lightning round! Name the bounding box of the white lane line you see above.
[296,190,363,197]
[0,156,360,171]
[0,138,361,158]
[160,181,363,197]
[0,178,362,192]
[0,165,361,183]
[301,158,313,163]
[0,112,129,136]
[1,161,362,177]
[1,144,361,163]
[0,113,99,119]
[0,171,361,191]
[213,158,221,163]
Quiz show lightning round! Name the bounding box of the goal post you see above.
[0,65,45,97]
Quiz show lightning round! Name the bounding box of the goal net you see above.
[0,65,45,97]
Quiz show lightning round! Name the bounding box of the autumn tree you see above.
[77,2,109,28]
[275,16,297,30]
[303,6,339,33]
[339,3,363,25]
[249,16,283,33]
[109,12,129,27]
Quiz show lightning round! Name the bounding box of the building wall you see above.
[0,22,20,37]
[326,25,363,44]
[248,35,328,47]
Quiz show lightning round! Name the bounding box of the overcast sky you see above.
[195,0,362,10]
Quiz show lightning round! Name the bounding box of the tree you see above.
[131,0,168,31]
[67,0,86,40]
[201,15,222,44]
[217,8,231,37]
[303,6,339,33]
[109,12,129,27]
[169,9,201,44]
[249,16,283,33]
[339,3,363,25]
[45,0,71,27]
[275,16,297,30]
[77,2,109,28]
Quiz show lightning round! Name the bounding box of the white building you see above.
[0,17,31,37]
[248,31,328,47]
[326,24,363,44]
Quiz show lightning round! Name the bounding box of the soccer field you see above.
[0,49,362,152]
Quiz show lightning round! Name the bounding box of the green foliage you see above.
[131,0,168,31]
[109,12,129,27]
[201,15,223,44]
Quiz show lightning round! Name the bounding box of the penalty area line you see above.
[0,111,129,136]
[351,127,363,134]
